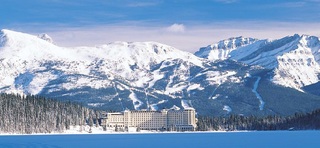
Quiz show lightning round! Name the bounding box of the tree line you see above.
[0,93,98,134]
[2,92,320,133]
[197,109,320,131]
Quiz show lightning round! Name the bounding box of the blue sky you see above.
[1,0,320,52]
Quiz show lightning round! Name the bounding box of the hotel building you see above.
[102,108,197,131]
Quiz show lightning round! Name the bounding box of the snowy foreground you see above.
[0,125,232,136]
[0,125,124,135]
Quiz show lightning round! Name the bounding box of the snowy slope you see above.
[0,29,78,60]
[271,35,320,89]
[196,34,320,90]
[238,35,320,89]
[0,29,210,113]
[0,29,202,93]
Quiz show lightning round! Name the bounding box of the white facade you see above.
[103,109,197,131]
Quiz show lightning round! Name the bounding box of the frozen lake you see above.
[0,131,319,148]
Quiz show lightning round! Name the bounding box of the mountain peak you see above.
[101,41,195,58]
[293,33,300,37]
[0,29,55,48]
[96,41,203,67]
[211,36,258,50]
[287,34,315,40]
[0,29,70,60]
[194,36,259,61]
[38,33,53,43]
[298,34,319,41]
[226,36,246,40]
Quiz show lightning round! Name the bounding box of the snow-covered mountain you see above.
[195,36,258,61]
[0,29,213,112]
[1,29,320,116]
[0,29,201,91]
[196,34,320,90]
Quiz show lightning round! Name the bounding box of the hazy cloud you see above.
[166,24,186,33]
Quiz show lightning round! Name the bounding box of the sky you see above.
[1,0,320,52]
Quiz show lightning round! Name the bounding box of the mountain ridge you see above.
[1,29,320,116]
[197,34,320,90]
[195,36,258,61]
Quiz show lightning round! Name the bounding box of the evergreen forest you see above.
[197,109,320,131]
[0,93,98,134]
